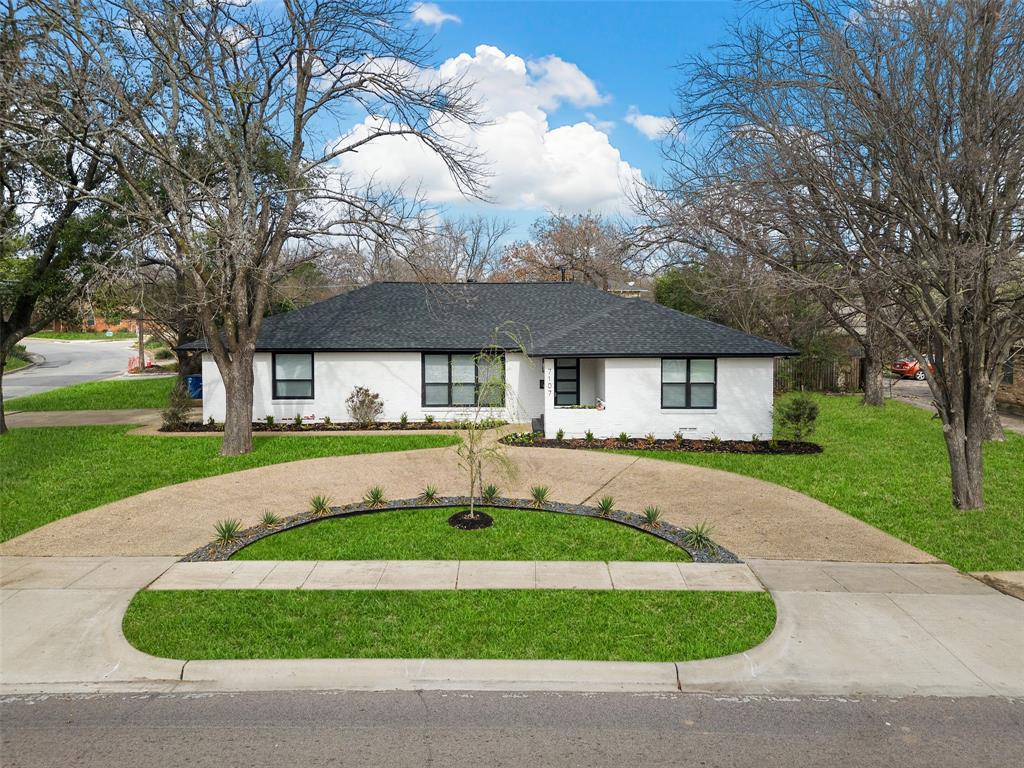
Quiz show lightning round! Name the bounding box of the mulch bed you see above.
[500,433,822,455]
[181,496,740,565]
[161,420,504,433]
[448,509,494,530]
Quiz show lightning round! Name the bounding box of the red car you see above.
[891,356,934,381]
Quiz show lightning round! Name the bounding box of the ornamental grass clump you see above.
[584,429,595,445]
[642,505,662,527]
[420,484,439,503]
[597,496,615,516]
[309,494,332,516]
[530,485,550,508]
[214,518,242,545]
[617,431,629,445]
[260,510,281,527]
[684,521,717,554]
[363,485,387,508]
[481,483,499,503]
[556,428,565,442]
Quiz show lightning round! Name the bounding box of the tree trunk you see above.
[219,352,255,456]
[941,419,985,511]
[983,384,1004,442]
[862,350,885,407]
[136,308,145,374]
[0,353,7,436]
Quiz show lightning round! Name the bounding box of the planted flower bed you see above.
[162,418,507,433]
[500,432,822,455]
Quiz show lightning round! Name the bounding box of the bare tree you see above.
[655,0,1024,509]
[44,0,484,454]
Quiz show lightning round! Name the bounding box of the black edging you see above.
[182,496,740,565]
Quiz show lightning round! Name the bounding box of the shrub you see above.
[161,381,192,430]
[399,412,409,428]
[207,416,216,427]
[265,415,275,426]
[481,484,499,503]
[260,510,281,527]
[530,485,550,508]
[642,505,662,527]
[709,433,721,446]
[618,431,629,445]
[323,415,332,426]
[584,429,595,444]
[346,386,384,426]
[309,494,332,516]
[779,395,819,441]
[154,347,175,361]
[364,485,387,508]
[684,521,717,553]
[556,428,565,442]
[420,485,439,503]
[292,413,303,427]
[424,414,435,424]
[9,343,30,362]
[644,432,656,445]
[213,518,242,545]
[673,430,684,443]
[597,496,615,516]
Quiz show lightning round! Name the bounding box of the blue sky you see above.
[336,2,743,236]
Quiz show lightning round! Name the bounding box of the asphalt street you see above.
[1,690,1021,768]
[4,338,136,400]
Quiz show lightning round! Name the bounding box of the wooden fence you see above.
[774,356,860,393]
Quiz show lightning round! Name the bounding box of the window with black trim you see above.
[272,353,314,399]
[422,352,506,407]
[662,358,716,409]
[554,358,580,406]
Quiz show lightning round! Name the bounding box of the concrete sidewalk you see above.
[2,556,1022,696]
[146,559,763,591]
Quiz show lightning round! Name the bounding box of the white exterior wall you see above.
[201,351,544,425]
[543,357,776,440]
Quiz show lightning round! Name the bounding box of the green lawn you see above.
[124,589,775,662]
[234,506,690,562]
[622,395,1024,572]
[5,377,175,411]
[30,330,135,340]
[0,426,459,542]
[3,356,29,373]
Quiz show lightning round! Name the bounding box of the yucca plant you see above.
[673,430,684,443]
[364,485,387,508]
[684,521,717,553]
[644,432,656,445]
[424,414,435,424]
[481,483,499,503]
[309,494,333,516]
[597,496,615,516]
[530,485,550,508]
[618,431,629,445]
[555,428,565,442]
[642,505,662,527]
[260,510,281,527]
[214,518,243,545]
[420,484,439,503]
[584,429,595,444]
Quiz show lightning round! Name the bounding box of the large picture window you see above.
[272,353,314,399]
[661,358,716,409]
[422,352,506,408]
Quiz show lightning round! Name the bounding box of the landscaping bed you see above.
[162,418,506,433]
[186,497,738,563]
[501,432,822,455]
[123,589,777,662]
[230,505,693,562]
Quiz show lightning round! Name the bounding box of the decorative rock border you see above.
[182,496,740,564]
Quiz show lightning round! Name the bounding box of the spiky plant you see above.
[260,510,281,527]
[673,430,684,443]
[309,494,332,516]
[555,428,565,442]
[420,484,439,503]
[584,429,595,445]
[684,521,717,553]
[400,412,409,428]
[642,505,662,527]
[644,432,657,446]
[597,496,615,516]
[214,518,242,545]
[424,414,435,424]
[530,485,550,508]
[292,413,303,427]
[481,483,499,503]
[618,431,629,445]
[322,415,332,426]
[364,485,387,508]
[265,415,275,426]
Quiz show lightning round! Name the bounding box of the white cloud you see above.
[336,45,643,213]
[625,106,673,140]
[410,3,461,29]
[584,112,616,133]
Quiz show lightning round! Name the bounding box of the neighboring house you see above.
[186,282,794,439]
[996,343,1024,416]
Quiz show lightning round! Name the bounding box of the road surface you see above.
[3,338,137,400]
[1,690,1021,768]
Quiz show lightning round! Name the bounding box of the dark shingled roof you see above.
[181,282,795,357]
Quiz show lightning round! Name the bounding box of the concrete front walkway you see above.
[2,556,1022,697]
[146,560,763,591]
[0,442,934,564]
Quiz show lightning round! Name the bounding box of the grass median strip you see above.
[620,395,1024,572]
[5,377,175,411]
[233,506,690,562]
[0,426,459,542]
[124,589,775,662]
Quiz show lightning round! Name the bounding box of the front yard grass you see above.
[622,395,1024,572]
[5,376,175,411]
[124,589,775,662]
[29,330,136,340]
[0,426,459,542]
[233,506,690,562]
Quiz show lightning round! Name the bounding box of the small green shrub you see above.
[292,414,303,427]
[684,521,717,553]
[323,415,332,426]
[364,485,387,508]
[207,416,216,427]
[214,518,242,545]
[556,428,565,442]
[265,415,275,426]
[424,414,435,424]
[481,484,499,503]
[584,429,595,444]
[309,494,332,516]
[260,510,281,527]
[597,496,615,516]
[618,431,629,444]
[161,381,192,430]
[399,412,409,428]
[709,433,721,446]
[530,485,550,508]
[779,395,819,441]
[154,347,174,361]
[642,505,662,527]
[673,430,684,443]
[420,484,439,503]
[644,432,656,445]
